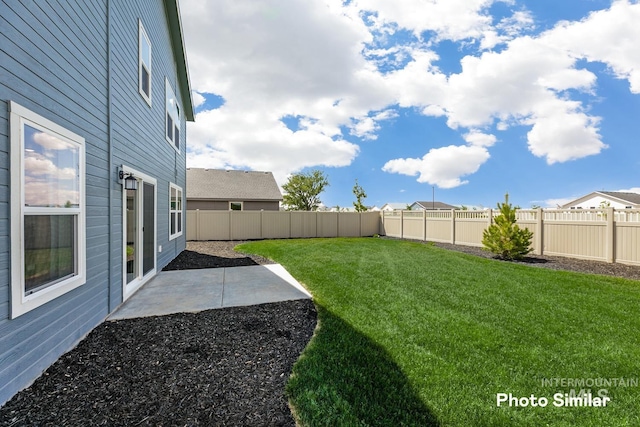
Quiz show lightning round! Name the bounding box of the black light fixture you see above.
[119,170,138,191]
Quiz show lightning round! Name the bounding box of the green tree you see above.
[352,179,368,212]
[482,193,534,260]
[282,170,329,211]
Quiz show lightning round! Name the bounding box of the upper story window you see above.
[165,78,180,152]
[9,101,86,318]
[139,20,152,105]
[169,183,183,240]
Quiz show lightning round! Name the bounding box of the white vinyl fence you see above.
[380,208,640,265]
[187,210,381,241]
[186,208,640,266]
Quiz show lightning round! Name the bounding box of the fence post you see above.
[535,208,543,255]
[606,207,615,263]
[451,209,456,244]
[195,209,200,241]
[422,209,426,241]
[260,209,264,239]
[400,210,404,239]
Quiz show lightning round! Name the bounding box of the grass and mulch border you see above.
[3,238,640,426]
[0,243,314,427]
[238,237,640,427]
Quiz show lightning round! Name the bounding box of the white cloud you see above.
[616,187,640,194]
[463,131,496,147]
[191,91,206,108]
[549,0,640,94]
[181,0,384,180]
[382,144,490,188]
[180,0,639,188]
[357,0,502,42]
[32,132,74,151]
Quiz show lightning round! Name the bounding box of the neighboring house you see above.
[561,191,640,209]
[410,201,458,210]
[381,203,410,211]
[0,0,193,405]
[186,168,283,211]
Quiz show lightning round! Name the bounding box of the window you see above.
[230,202,243,211]
[165,79,180,151]
[10,101,86,318]
[139,20,152,105]
[169,183,183,239]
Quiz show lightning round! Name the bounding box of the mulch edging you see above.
[0,300,317,427]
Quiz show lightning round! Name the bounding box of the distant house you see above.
[0,0,193,405]
[410,201,458,210]
[186,168,282,211]
[381,203,410,211]
[561,191,640,209]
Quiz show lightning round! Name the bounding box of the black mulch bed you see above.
[163,241,274,271]
[0,300,317,427]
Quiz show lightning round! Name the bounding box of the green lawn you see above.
[238,238,640,426]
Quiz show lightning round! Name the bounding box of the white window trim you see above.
[229,201,243,211]
[138,19,152,106]
[169,183,183,240]
[9,101,86,319]
[165,78,180,153]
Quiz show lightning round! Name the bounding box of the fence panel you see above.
[262,211,291,239]
[403,216,424,240]
[338,213,360,237]
[426,218,451,243]
[291,212,318,238]
[615,223,640,265]
[197,211,231,240]
[361,212,381,236]
[543,222,607,261]
[230,211,261,240]
[381,215,401,238]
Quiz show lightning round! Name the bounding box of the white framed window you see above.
[139,20,152,105]
[230,202,243,211]
[165,78,180,152]
[169,183,183,240]
[9,101,86,318]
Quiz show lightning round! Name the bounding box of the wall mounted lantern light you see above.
[119,169,138,191]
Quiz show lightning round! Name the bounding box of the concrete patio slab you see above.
[108,264,311,320]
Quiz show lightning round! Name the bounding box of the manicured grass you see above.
[238,238,640,426]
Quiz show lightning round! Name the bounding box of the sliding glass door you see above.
[123,168,156,299]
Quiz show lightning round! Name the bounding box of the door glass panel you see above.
[143,182,155,275]
[126,189,138,284]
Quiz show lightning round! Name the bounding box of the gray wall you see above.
[0,0,187,405]
[187,200,280,211]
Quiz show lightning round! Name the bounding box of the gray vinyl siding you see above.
[0,0,187,406]
[109,0,186,276]
[0,0,110,405]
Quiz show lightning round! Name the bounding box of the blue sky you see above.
[180,0,640,209]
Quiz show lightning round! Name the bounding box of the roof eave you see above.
[164,0,195,122]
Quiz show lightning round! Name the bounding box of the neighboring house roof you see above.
[412,201,458,210]
[164,0,194,121]
[187,169,283,201]
[599,191,640,205]
[381,203,409,210]
[561,191,640,208]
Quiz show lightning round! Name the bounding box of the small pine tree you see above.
[482,193,533,260]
